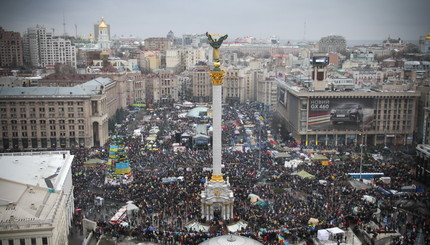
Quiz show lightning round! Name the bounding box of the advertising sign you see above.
[308,98,374,131]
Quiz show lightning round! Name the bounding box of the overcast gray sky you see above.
[1,0,429,42]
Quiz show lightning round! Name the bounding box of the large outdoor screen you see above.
[308,98,374,131]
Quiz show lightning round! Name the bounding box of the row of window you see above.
[0,237,48,245]
[3,124,85,131]
[0,101,83,106]
[1,119,84,125]
[0,107,84,112]
[1,113,85,119]
[3,131,85,137]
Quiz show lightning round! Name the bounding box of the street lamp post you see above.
[360,143,366,180]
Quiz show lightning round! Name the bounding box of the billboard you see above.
[308,98,374,131]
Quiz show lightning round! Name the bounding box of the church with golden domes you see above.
[97,17,110,50]
[419,31,430,53]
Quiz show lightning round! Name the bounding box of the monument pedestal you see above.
[200,178,234,221]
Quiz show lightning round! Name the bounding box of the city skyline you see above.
[1,0,429,42]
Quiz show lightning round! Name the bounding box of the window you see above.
[79,131,85,136]
[40,114,45,118]
[32,132,37,137]
[38,102,44,106]
[40,120,46,124]
[78,119,84,124]
[68,120,74,124]
[31,238,36,245]
[49,107,55,112]
[69,131,75,136]
[42,237,48,245]
[50,125,56,130]
[68,114,74,117]
[48,102,54,106]
[68,107,74,112]
[59,120,65,124]
[59,125,65,130]
[58,102,64,106]
[78,125,84,130]
[12,132,18,137]
[21,120,27,124]
[49,120,55,124]
[20,114,26,118]
[30,120,36,124]
[21,126,27,130]
[41,132,47,136]
[39,108,45,112]
[20,238,25,245]
[50,132,56,136]
[22,132,28,137]
[20,108,26,112]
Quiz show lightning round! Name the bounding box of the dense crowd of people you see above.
[70,102,429,244]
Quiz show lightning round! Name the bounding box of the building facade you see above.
[276,80,420,146]
[188,64,212,102]
[0,77,128,150]
[0,27,24,68]
[144,37,170,52]
[0,151,74,245]
[23,25,76,69]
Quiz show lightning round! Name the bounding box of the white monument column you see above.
[211,83,223,181]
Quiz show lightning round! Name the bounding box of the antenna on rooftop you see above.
[303,21,306,41]
[62,11,67,38]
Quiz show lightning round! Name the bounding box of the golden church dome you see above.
[99,17,108,29]
[426,31,430,41]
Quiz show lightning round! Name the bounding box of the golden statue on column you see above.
[206,32,228,85]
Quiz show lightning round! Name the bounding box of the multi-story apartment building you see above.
[0,77,129,150]
[166,48,206,70]
[257,76,278,111]
[139,51,161,71]
[0,27,23,68]
[23,25,76,69]
[223,68,246,104]
[352,68,384,86]
[153,70,178,103]
[144,37,170,52]
[187,64,212,102]
[0,151,74,244]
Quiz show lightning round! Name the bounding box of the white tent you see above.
[317,229,330,241]
[318,227,345,241]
